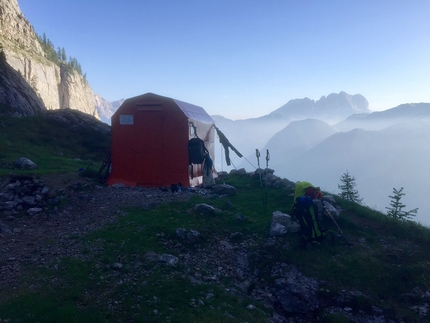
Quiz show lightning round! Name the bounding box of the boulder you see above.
[14,157,37,170]
[270,222,288,236]
[194,203,221,215]
[270,211,300,236]
[212,184,236,196]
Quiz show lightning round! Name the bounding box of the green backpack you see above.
[293,196,333,245]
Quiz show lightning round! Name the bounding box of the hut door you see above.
[134,110,163,185]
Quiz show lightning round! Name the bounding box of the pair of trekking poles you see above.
[255,149,352,246]
[256,149,270,213]
[320,199,353,246]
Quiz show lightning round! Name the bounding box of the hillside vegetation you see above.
[1,113,430,322]
[0,109,110,175]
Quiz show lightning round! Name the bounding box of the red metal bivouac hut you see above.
[107,93,215,187]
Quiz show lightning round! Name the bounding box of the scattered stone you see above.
[270,211,300,236]
[229,168,247,175]
[271,265,320,316]
[27,207,43,215]
[14,157,37,170]
[194,203,221,215]
[176,228,200,244]
[211,184,236,196]
[145,252,179,267]
[236,213,247,221]
[0,175,52,215]
[112,262,123,270]
[158,254,179,267]
[270,222,288,236]
[0,220,12,234]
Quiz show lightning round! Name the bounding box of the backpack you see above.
[188,138,209,179]
[188,138,208,165]
[293,196,328,245]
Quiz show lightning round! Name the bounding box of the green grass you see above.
[0,113,110,174]
[0,189,271,322]
[1,173,430,322]
[1,113,430,322]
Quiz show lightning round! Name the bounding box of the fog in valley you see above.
[213,99,430,225]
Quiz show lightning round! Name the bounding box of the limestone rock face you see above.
[0,0,99,119]
[0,0,44,56]
[0,59,46,116]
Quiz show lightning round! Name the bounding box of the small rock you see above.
[112,262,123,270]
[0,220,12,234]
[236,213,247,221]
[194,203,221,215]
[41,186,50,195]
[27,207,43,215]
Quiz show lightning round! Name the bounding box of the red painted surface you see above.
[107,93,214,187]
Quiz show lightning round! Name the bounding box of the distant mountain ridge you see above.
[228,102,430,224]
[334,102,430,131]
[269,91,370,123]
[213,91,369,170]
[94,94,124,124]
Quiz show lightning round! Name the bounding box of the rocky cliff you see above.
[0,0,99,118]
[0,55,45,116]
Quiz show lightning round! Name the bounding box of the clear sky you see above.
[18,0,430,120]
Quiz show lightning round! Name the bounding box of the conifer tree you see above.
[338,170,363,203]
[61,47,67,61]
[386,187,418,220]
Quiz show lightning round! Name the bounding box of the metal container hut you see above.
[107,92,215,187]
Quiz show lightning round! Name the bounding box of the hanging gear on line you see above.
[215,126,243,167]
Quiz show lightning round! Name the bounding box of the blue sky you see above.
[18,0,430,120]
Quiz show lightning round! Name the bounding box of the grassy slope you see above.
[1,114,430,322]
[0,113,110,175]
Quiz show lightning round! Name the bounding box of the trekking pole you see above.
[256,149,266,213]
[321,200,353,246]
[264,149,270,212]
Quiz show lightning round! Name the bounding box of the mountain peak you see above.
[270,92,370,123]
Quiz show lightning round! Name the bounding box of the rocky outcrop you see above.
[0,0,43,56]
[0,58,46,116]
[0,0,99,119]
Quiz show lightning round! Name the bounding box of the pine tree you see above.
[338,170,363,203]
[61,47,67,61]
[386,187,418,220]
